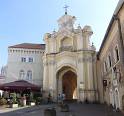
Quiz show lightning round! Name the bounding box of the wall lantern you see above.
[103,80,107,87]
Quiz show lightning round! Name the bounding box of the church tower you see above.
[43,9,98,102]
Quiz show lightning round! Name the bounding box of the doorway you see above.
[62,71,77,100]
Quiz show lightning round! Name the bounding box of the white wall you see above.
[6,48,44,86]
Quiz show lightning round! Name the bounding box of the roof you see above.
[97,0,124,58]
[114,0,124,14]
[0,76,5,79]
[9,43,45,50]
[0,80,41,91]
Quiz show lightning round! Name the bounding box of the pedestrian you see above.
[47,93,52,103]
[62,93,65,104]
[58,93,61,104]
[22,95,26,106]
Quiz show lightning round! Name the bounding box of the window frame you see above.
[108,53,112,68]
[28,57,33,63]
[26,70,32,80]
[21,57,26,62]
[19,70,25,79]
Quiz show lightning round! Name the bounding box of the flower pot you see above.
[10,104,18,108]
[44,108,56,116]
[31,102,35,106]
[60,104,69,112]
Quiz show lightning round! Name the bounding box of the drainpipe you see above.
[113,15,124,64]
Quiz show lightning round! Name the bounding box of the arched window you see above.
[60,37,73,51]
[26,70,32,80]
[61,37,71,47]
[19,70,25,79]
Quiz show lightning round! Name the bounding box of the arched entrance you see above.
[56,66,77,100]
[122,95,124,110]
[109,89,114,105]
[115,90,119,109]
[62,71,77,100]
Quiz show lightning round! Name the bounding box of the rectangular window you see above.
[115,47,119,62]
[29,57,33,62]
[108,55,112,67]
[21,57,26,62]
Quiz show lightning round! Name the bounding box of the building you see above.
[4,1,124,108]
[43,11,99,102]
[6,43,45,86]
[0,66,6,84]
[0,66,6,97]
[97,0,124,111]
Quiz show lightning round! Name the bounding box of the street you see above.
[0,103,123,116]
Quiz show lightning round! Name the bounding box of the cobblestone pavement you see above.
[0,103,123,116]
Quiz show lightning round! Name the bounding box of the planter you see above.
[30,102,35,106]
[10,104,18,108]
[44,108,56,116]
[60,104,69,112]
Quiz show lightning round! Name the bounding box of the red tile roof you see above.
[0,76,5,79]
[9,43,45,50]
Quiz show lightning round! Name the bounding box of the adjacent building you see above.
[97,0,124,110]
[0,66,6,96]
[0,66,6,84]
[6,43,45,86]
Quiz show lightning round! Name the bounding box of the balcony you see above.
[59,46,73,52]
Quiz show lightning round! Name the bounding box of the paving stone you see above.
[0,103,123,116]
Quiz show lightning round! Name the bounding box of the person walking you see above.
[62,93,65,104]
[58,94,61,103]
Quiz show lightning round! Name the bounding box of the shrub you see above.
[36,97,42,105]
[0,98,7,105]
[33,92,42,105]
[10,93,18,104]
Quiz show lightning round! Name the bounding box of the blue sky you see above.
[0,0,119,68]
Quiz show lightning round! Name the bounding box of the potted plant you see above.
[30,99,35,106]
[60,103,69,112]
[11,100,18,108]
[29,93,36,106]
[36,97,42,105]
[9,93,18,108]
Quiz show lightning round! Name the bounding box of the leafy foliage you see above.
[0,98,7,105]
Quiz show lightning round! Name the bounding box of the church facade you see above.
[43,13,99,102]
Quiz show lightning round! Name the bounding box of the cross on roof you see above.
[64,5,69,15]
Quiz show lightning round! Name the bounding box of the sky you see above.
[0,0,119,69]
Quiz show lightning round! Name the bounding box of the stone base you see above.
[10,104,18,108]
[60,104,69,112]
[79,90,98,102]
